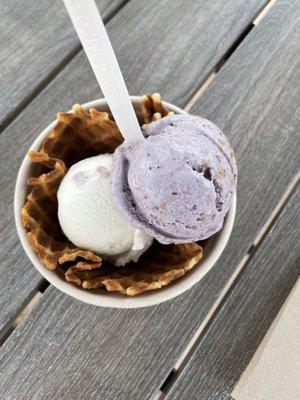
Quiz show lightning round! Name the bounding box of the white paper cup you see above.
[14,96,236,308]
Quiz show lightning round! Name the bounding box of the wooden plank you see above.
[0,0,268,338]
[0,1,299,399]
[104,0,269,108]
[0,0,127,130]
[0,0,267,130]
[164,189,299,400]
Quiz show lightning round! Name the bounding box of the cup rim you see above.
[14,96,236,308]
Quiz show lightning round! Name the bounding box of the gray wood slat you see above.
[0,0,299,399]
[0,0,267,130]
[0,0,267,338]
[103,0,268,108]
[0,0,127,130]
[164,188,300,400]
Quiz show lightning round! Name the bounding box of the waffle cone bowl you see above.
[20,95,204,297]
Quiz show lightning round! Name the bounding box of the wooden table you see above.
[0,1,299,399]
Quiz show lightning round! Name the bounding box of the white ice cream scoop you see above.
[57,154,153,266]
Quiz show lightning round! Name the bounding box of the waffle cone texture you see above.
[21,95,203,296]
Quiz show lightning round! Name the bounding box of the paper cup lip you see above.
[14,96,236,308]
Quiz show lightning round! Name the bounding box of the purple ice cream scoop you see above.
[111,114,237,244]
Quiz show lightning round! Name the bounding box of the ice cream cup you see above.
[14,96,236,308]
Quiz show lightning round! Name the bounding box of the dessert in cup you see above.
[15,1,237,307]
[16,94,236,305]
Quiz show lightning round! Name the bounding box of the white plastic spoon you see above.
[63,0,144,143]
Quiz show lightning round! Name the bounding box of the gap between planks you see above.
[184,0,277,112]
[155,172,299,399]
[0,0,131,134]
[0,280,50,348]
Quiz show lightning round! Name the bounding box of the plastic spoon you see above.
[63,0,144,143]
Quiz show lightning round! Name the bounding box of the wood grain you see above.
[164,189,299,400]
[102,0,268,107]
[0,0,267,130]
[0,0,268,338]
[0,0,299,399]
[0,0,127,130]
